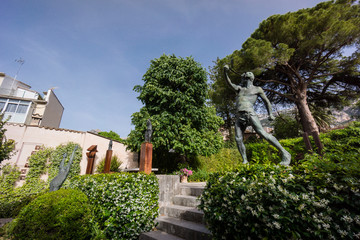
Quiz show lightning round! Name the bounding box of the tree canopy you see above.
[210,0,360,136]
[126,54,224,164]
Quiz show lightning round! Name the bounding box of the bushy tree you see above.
[210,0,360,137]
[0,114,15,164]
[98,130,124,143]
[126,54,224,168]
[273,112,302,139]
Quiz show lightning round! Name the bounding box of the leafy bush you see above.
[195,148,243,172]
[9,189,93,240]
[188,169,210,182]
[0,164,23,217]
[272,112,301,139]
[95,155,123,173]
[199,158,360,239]
[69,173,159,240]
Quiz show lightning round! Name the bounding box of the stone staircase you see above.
[140,181,211,240]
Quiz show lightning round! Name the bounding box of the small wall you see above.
[157,175,180,214]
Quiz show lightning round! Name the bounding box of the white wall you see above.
[2,124,138,182]
[40,90,64,128]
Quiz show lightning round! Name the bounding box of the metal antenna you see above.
[9,58,25,93]
[14,58,25,80]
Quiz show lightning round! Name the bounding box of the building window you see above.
[17,104,29,113]
[6,103,18,113]
[0,98,31,124]
[0,99,30,114]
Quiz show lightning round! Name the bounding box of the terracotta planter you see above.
[180,175,188,183]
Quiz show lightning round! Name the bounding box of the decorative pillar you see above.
[139,142,153,174]
[139,119,153,174]
[86,145,97,174]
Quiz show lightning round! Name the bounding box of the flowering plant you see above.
[179,168,193,177]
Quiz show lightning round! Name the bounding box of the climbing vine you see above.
[48,142,82,186]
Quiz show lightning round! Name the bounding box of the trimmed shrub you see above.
[9,189,93,240]
[199,158,360,239]
[69,173,159,240]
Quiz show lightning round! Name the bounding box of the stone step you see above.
[139,230,185,240]
[173,195,201,208]
[163,204,204,223]
[156,216,211,240]
[179,182,206,197]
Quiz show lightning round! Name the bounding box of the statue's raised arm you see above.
[223,65,241,92]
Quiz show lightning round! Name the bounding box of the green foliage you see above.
[195,148,243,172]
[210,0,360,135]
[98,130,126,144]
[48,142,82,187]
[200,158,360,239]
[0,164,25,218]
[191,121,360,183]
[126,54,224,170]
[188,169,211,182]
[272,112,301,139]
[95,155,123,173]
[26,147,52,183]
[69,173,159,240]
[0,142,82,218]
[321,121,360,155]
[0,114,15,164]
[9,189,93,240]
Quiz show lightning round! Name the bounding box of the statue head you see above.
[241,72,254,81]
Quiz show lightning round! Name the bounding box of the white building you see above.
[0,72,63,128]
[1,73,138,183]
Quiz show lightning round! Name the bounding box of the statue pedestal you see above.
[139,142,153,174]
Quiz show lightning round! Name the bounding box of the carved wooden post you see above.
[139,142,153,174]
[86,145,97,174]
[104,140,113,173]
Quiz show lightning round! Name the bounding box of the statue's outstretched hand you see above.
[268,114,275,121]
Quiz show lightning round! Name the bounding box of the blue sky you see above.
[1,0,323,137]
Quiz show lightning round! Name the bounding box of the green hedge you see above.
[8,189,93,240]
[69,173,159,240]
[199,158,360,239]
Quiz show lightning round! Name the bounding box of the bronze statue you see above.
[224,65,291,166]
[49,146,78,191]
[145,119,153,143]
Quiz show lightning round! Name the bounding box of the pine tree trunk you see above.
[296,95,319,135]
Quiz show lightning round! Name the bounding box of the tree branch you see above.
[255,78,292,87]
[263,88,297,102]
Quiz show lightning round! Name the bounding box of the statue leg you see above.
[235,118,248,164]
[250,115,291,166]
